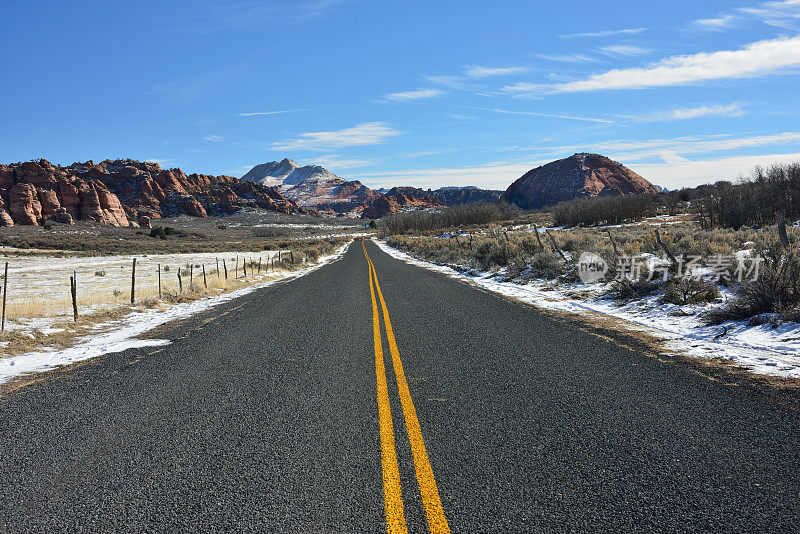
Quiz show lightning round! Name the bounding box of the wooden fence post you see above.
[130,258,136,304]
[158,264,162,299]
[1,262,7,331]
[544,229,567,261]
[190,264,194,290]
[203,265,207,288]
[243,258,247,278]
[70,271,78,321]
[235,257,239,279]
[223,258,228,280]
[216,257,220,279]
[290,250,294,264]
[177,268,182,293]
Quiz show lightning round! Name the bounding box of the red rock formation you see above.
[9,183,42,225]
[502,153,659,209]
[38,189,61,219]
[0,158,311,226]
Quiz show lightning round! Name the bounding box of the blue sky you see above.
[2,0,800,190]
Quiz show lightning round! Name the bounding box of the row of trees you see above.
[690,163,800,228]
[380,202,518,235]
[551,194,657,227]
[551,162,800,229]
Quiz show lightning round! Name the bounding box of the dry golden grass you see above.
[0,245,334,359]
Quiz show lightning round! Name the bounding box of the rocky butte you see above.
[502,153,660,209]
[0,159,309,227]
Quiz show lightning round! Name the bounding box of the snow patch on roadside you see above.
[0,243,351,386]
[376,241,800,379]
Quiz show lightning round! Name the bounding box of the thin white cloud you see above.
[423,74,472,90]
[560,28,647,38]
[238,109,313,116]
[544,35,800,93]
[204,135,225,142]
[270,122,401,151]
[693,14,738,29]
[690,1,800,32]
[359,162,537,190]
[486,107,615,124]
[535,53,596,63]
[463,65,528,78]
[598,44,650,56]
[501,82,547,93]
[525,132,800,161]
[631,103,745,122]
[629,152,800,188]
[384,89,444,101]
[311,155,375,169]
[738,0,800,18]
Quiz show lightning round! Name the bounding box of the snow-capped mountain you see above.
[241,159,383,213]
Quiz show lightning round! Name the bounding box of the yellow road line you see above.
[364,241,452,534]
[365,243,408,534]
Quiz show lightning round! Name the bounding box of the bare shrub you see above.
[662,277,720,305]
[704,253,800,324]
[525,251,562,279]
[607,278,660,301]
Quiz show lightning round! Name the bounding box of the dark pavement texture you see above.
[1,240,798,532]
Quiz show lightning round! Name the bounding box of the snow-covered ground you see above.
[0,243,351,386]
[377,242,800,380]
[0,249,282,319]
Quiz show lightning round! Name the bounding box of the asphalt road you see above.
[1,240,799,532]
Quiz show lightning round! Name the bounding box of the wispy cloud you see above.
[631,103,745,122]
[535,53,596,63]
[400,148,462,158]
[238,109,313,116]
[560,27,647,38]
[358,162,537,190]
[540,36,800,93]
[598,44,650,56]
[185,0,351,32]
[484,107,615,124]
[501,82,547,93]
[463,65,528,78]
[692,14,738,29]
[204,134,225,142]
[270,122,401,151]
[738,0,800,29]
[690,1,800,32]
[147,70,233,100]
[383,89,444,101]
[446,113,475,120]
[527,132,800,161]
[311,154,375,170]
[423,74,472,90]
[629,152,800,188]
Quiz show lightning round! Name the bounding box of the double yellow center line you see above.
[363,241,451,534]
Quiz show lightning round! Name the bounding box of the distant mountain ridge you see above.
[241,160,503,217]
[502,153,659,209]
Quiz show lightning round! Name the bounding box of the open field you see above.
[0,228,353,359]
[0,209,365,255]
[380,207,800,382]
